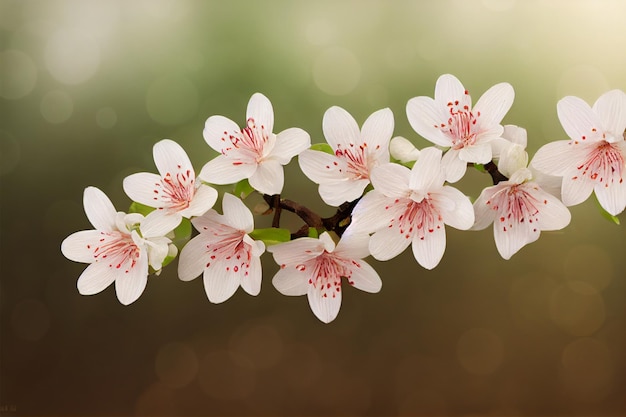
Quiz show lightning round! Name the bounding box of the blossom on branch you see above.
[61,187,175,305]
[298,107,393,206]
[269,231,382,323]
[472,128,571,259]
[407,74,514,182]
[123,139,218,236]
[178,193,265,303]
[349,147,474,269]
[532,90,626,216]
[200,93,311,195]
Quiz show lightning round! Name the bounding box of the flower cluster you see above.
[62,76,626,322]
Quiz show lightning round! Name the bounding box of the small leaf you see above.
[234,178,255,199]
[249,228,291,245]
[309,143,334,155]
[307,227,319,238]
[129,202,155,216]
[474,163,486,173]
[172,218,192,249]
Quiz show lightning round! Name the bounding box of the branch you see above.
[483,161,509,185]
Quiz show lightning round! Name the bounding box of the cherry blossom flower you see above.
[200,93,311,196]
[61,187,175,305]
[269,231,381,323]
[123,139,218,237]
[532,90,626,216]
[390,136,420,164]
[406,74,514,182]
[298,107,393,206]
[178,193,265,303]
[472,128,571,259]
[348,147,474,269]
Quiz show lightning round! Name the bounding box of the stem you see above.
[483,161,509,185]
[271,194,281,228]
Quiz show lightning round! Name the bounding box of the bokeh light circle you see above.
[96,107,118,129]
[44,29,100,85]
[0,49,37,99]
[549,281,606,336]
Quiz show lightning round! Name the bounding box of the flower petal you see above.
[84,186,117,231]
[246,93,274,134]
[347,260,382,293]
[203,261,241,303]
[411,226,446,270]
[436,186,474,230]
[348,190,395,235]
[369,225,411,261]
[592,89,626,139]
[272,267,308,296]
[334,231,370,259]
[77,262,117,295]
[361,107,393,160]
[62,230,103,263]
[203,115,241,153]
[406,96,452,147]
[595,179,626,216]
[530,140,576,176]
[458,142,492,164]
[153,139,194,179]
[268,237,324,266]
[390,136,421,163]
[473,82,514,129]
[240,254,262,296]
[248,159,284,195]
[534,187,572,230]
[222,193,254,232]
[272,128,311,164]
[493,215,538,260]
[441,148,467,183]
[323,106,360,151]
[307,284,342,324]
[199,155,256,185]
[318,178,369,207]
[371,163,411,198]
[561,170,595,206]
[114,250,149,305]
[557,96,604,143]
[178,235,211,282]
[298,150,345,183]
[123,172,166,208]
[180,184,218,218]
[471,186,499,231]
[435,74,468,107]
[409,147,444,191]
[140,210,181,238]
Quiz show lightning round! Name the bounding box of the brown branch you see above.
[483,161,509,185]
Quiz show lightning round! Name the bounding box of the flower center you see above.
[487,183,544,233]
[156,167,195,210]
[89,231,141,273]
[335,142,372,180]
[204,229,253,276]
[303,252,355,298]
[572,141,625,187]
[223,118,271,164]
[441,104,480,149]
[388,197,443,240]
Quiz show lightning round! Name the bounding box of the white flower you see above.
[269,231,382,324]
[61,187,175,305]
[406,74,515,183]
[532,90,626,216]
[123,139,218,236]
[298,107,393,206]
[199,93,311,195]
[178,193,265,303]
[348,147,474,269]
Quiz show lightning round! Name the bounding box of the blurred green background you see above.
[1,0,625,415]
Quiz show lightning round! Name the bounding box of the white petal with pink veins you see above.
[203,115,242,153]
[346,261,381,293]
[411,226,446,269]
[531,140,575,176]
[406,96,452,147]
[436,186,474,230]
[84,186,117,231]
[203,260,242,304]
[369,223,412,261]
[473,82,514,129]
[222,193,254,232]
[272,128,311,164]
[61,230,105,263]
[561,167,596,206]
[434,74,469,108]
[77,262,117,295]
[114,249,149,305]
[153,139,194,180]
[360,107,393,160]
[458,142,492,164]
[371,163,411,198]
[494,217,538,260]
[557,96,604,143]
[318,178,369,206]
[592,89,626,139]
[123,172,167,208]
[333,230,370,260]
[180,185,218,218]
[322,106,361,151]
[246,93,274,135]
[307,283,342,324]
[272,267,309,296]
[200,155,256,185]
[248,158,284,195]
[269,237,324,266]
[441,148,467,183]
[348,191,395,235]
[240,254,263,296]
[409,147,444,192]
[177,235,210,281]
[595,179,626,216]
[298,150,346,183]
[140,210,181,238]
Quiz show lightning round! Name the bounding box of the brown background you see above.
[1,0,625,415]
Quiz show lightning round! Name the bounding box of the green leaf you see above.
[474,163,486,173]
[307,227,319,238]
[595,196,621,225]
[249,228,291,245]
[309,143,334,155]
[171,218,192,249]
[128,201,155,216]
[234,178,255,199]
